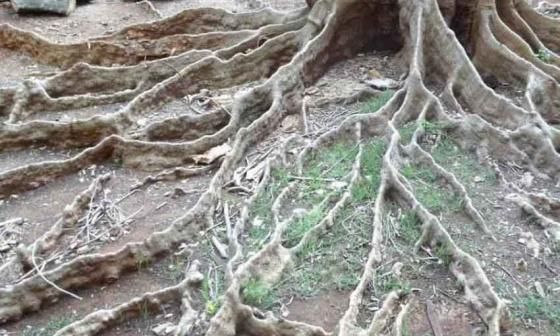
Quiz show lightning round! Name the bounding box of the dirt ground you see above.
[1,1,559,336]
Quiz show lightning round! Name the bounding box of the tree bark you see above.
[0,0,558,335]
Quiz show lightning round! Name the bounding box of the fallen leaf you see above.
[193,143,231,164]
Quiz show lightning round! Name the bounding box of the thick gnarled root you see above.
[1,0,560,335]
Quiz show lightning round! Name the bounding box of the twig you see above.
[436,288,463,304]
[490,260,528,291]
[31,243,82,300]
[538,257,559,276]
[116,189,141,205]
[227,185,253,194]
[287,175,338,182]
[137,0,163,18]
[426,300,443,336]
[224,202,233,243]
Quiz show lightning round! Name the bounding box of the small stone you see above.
[137,118,148,127]
[329,181,348,190]
[516,258,528,272]
[520,172,534,188]
[368,68,382,78]
[152,322,175,336]
[305,87,319,95]
[280,114,301,132]
[292,209,307,218]
[253,217,263,227]
[0,245,11,253]
[280,304,290,317]
[76,246,91,254]
[364,78,400,91]
[391,262,404,277]
[534,281,546,298]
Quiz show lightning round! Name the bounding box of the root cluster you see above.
[0,0,559,335]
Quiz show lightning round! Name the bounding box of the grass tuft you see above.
[434,243,453,266]
[361,90,395,114]
[399,211,421,243]
[536,49,552,63]
[376,274,411,295]
[201,275,223,316]
[401,163,463,214]
[23,318,72,336]
[512,294,560,332]
[242,279,276,309]
[352,140,386,203]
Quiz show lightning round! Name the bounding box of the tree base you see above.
[0,0,559,335]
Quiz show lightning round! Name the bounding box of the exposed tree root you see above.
[15,173,112,273]
[1,0,560,335]
[53,260,204,336]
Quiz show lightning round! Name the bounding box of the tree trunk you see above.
[0,0,559,335]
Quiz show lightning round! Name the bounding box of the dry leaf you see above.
[193,143,231,164]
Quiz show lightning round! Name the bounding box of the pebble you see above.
[152,322,176,336]
[516,258,528,272]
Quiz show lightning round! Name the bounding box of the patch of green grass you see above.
[376,274,411,295]
[23,318,72,336]
[285,265,325,297]
[275,206,372,298]
[512,294,560,332]
[401,164,437,182]
[247,167,291,249]
[399,120,448,145]
[140,300,150,321]
[434,243,453,266]
[164,255,186,282]
[242,279,277,309]
[421,120,448,135]
[284,205,325,247]
[400,120,496,187]
[201,272,224,316]
[334,271,361,291]
[307,142,359,180]
[399,122,417,144]
[136,253,151,271]
[352,140,386,203]
[399,211,421,243]
[432,138,497,185]
[361,90,395,114]
[401,163,463,214]
[251,168,290,220]
[402,322,411,336]
[536,49,552,63]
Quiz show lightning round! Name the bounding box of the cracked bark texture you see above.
[0,0,559,335]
